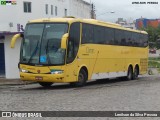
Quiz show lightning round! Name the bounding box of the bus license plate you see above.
[35,76,43,80]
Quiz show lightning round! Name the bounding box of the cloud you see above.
[84,0,160,22]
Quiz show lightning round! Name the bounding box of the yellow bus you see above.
[11,17,148,87]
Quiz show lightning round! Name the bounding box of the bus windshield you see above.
[20,23,68,65]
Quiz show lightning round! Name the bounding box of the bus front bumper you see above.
[20,72,65,83]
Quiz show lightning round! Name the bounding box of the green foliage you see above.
[140,26,160,49]
[149,57,160,61]
[148,61,160,68]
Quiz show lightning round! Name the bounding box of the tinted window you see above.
[105,28,114,45]
[82,24,94,44]
[115,29,124,45]
[143,34,148,47]
[81,23,148,47]
[139,34,144,47]
[124,31,132,46]
[133,33,140,47]
[94,26,105,44]
[139,34,148,47]
[67,22,80,63]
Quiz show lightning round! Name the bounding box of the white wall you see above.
[0,0,69,32]
[0,0,91,33]
[0,3,18,32]
[69,0,91,18]
[4,35,21,79]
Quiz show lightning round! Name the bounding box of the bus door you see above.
[65,22,80,82]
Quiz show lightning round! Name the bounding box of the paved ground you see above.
[0,78,34,86]
[0,75,160,119]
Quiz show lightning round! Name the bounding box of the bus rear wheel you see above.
[133,66,139,80]
[38,82,53,87]
[126,66,133,80]
[70,69,87,87]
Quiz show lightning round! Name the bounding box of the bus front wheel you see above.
[38,82,53,87]
[70,69,87,87]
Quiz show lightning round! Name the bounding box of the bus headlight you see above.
[51,70,63,74]
[20,69,28,73]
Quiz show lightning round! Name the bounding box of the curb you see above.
[0,79,36,86]
[0,82,36,86]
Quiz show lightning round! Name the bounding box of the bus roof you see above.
[28,17,147,34]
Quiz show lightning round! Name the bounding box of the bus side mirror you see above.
[10,33,23,48]
[61,33,69,49]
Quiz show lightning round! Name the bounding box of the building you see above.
[136,18,160,29]
[116,18,127,25]
[68,0,92,18]
[0,0,92,79]
[116,18,136,29]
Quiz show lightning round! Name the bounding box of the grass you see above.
[149,57,160,61]
[148,57,160,74]
[148,61,160,68]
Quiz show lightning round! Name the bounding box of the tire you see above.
[39,82,53,87]
[126,66,133,80]
[70,69,87,87]
[133,66,139,80]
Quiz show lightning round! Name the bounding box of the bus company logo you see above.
[2,112,11,117]
[1,0,17,5]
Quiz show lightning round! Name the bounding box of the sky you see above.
[84,0,160,23]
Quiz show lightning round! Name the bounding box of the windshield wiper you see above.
[28,40,39,64]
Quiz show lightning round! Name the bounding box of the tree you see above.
[140,26,160,49]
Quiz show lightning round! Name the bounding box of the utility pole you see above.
[91,3,96,19]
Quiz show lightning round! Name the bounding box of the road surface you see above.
[0,75,160,119]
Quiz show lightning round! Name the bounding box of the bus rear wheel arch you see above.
[70,67,88,87]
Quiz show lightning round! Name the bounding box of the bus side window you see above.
[125,31,133,46]
[131,33,136,46]
[82,25,87,44]
[105,27,114,45]
[67,22,80,64]
[143,34,148,47]
[82,24,94,44]
[115,29,122,45]
[94,26,105,44]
